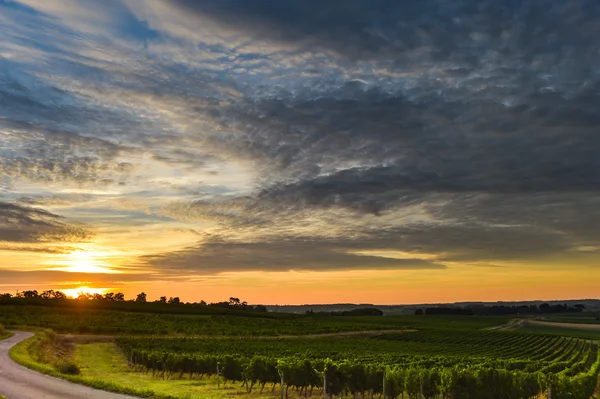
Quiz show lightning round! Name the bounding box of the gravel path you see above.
[0,331,136,399]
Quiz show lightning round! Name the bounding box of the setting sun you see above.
[49,251,121,274]
[60,286,108,298]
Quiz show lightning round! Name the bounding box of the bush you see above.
[27,331,80,375]
[56,361,81,375]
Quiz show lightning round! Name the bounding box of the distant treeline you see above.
[0,291,274,317]
[415,303,586,316]
[305,307,384,317]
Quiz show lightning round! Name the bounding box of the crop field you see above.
[0,305,509,335]
[3,304,600,398]
[114,330,600,398]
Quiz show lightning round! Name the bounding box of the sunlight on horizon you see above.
[48,251,122,274]
[60,286,108,298]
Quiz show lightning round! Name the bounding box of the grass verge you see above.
[75,343,292,399]
[9,334,288,399]
[0,323,14,340]
[8,333,170,398]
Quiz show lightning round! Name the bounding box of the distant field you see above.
[516,320,600,340]
[541,314,600,325]
[0,305,510,335]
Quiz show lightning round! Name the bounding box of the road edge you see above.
[7,332,165,399]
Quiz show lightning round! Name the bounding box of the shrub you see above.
[56,361,81,375]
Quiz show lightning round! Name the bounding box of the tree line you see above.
[0,291,268,313]
[414,303,586,316]
[305,307,384,317]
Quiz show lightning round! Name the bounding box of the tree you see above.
[22,290,39,299]
[158,296,167,303]
[114,292,125,301]
[52,291,67,300]
[104,292,115,301]
[135,292,147,303]
[0,293,12,300]
[77,292,92,300]
[539,303,551,313]
[199,300,207,306]
[92,293,104,301]
[168,297,180,305]
[229,297,241,307]
[40,290,55,299]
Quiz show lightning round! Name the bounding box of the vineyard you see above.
[0,305,507,335]
[116,330,600,399]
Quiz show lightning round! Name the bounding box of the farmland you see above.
[0,304,508,335]
[2,303,600,398]
[114,330,599,399]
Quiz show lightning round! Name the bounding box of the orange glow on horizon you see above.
[48,250,122,274]
[61,286,108,298]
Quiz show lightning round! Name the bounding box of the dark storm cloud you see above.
[209,81,600,216]
[169,0,600,62]
[2,0,600,275]
[0,202,92,243]
[144,239,445,274]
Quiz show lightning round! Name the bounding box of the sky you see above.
[0,0,599,305]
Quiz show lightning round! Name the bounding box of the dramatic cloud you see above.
[0,201,92,243]
[1,0,599,301]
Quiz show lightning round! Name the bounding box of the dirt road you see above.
[0,331,136,399]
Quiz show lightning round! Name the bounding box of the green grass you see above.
[542,314,600,325]
[9,333,303,399]
[0,323,13,340]
[76,343,290,399]
[9,334,169,398]
[0,305,510,335]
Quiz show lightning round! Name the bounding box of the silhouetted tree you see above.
[135,292,147,303]
[114,292,125,301]
[104,292,115,301]
[40,290,55,299]
[158,296,167,303]
[21,290,39,299]
[539,303,551,313]
[53,291,67,300]
[168,297,180,304]
[77,292,92,300]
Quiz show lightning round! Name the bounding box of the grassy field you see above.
[541,314,600,325]
[0,305,510,335]
[76,343,288,399]
[5,308,600,398]
[0,323,13,340]
[12,328,600,399]
[516,322,600,340]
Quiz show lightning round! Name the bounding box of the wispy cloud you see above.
[1,0,599,299]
